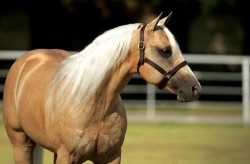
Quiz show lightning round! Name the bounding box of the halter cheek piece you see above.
[137,25,188,89]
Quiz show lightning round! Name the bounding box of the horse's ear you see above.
[159,11,173,26]
[147,12,163,31]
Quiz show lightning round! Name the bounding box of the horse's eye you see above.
[160,47,172,57]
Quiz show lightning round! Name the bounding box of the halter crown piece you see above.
[137,22,187,90]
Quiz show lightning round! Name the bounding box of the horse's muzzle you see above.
[177,83,201,102]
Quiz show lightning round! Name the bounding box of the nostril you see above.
[192,85,196,92]
[192,85,200,96]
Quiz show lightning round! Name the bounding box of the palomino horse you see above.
[3,12,201,164]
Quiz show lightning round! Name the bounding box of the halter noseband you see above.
[137,25,188,89]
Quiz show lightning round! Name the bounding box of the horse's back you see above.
[3,49,70,149]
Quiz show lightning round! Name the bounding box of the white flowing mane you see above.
[50,23,140,105]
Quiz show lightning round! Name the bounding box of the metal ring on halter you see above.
[138,41,145,50]
[163,71,171,79]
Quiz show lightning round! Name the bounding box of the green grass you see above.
[1,121,250,164]
[122,122,250,164]
[1,122,13,163]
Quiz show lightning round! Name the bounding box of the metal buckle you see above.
[163,71,171,79]
[138,41,145,50]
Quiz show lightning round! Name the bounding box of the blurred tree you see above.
[0,0,249,54]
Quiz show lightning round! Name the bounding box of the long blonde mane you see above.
[46,22,181,110]
[48,23,140,107]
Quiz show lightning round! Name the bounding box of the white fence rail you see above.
[186,54,250,124]
[0,51,250,124]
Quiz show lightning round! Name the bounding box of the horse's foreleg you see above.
[54,153,57,164]
[55,147,74,164]
[7,129,35,164]
[106,149,121,164]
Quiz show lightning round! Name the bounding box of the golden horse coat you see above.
[3,13,201,164]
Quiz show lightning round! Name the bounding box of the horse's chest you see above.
[72,115,126,162]
[95,114,127,154]
[96,124,124,153]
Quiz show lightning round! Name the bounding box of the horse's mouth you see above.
[177,91,187,102]
[177,91,199,102]
[166,86,200,102]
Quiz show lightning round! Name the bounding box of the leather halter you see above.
[137,25,188,89]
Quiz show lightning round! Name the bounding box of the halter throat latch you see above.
[137,25,188,89]
[137,25,146,69]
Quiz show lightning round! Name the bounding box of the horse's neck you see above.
[46,58,133,123]
[91,47,138,116]
[90,63,132,117]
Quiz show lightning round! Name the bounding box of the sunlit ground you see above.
[1,121,250,164]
